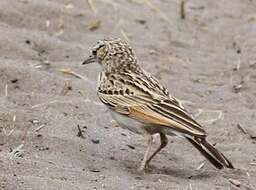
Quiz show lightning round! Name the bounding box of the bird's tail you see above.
[186,136,234,169]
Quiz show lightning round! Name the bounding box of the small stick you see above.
[181,1,186,19]
[236,124,247,134]
[77,125,85,139]
[34,124,46,132]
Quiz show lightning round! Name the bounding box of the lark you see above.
[82,38,234,171]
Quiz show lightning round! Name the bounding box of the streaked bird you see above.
[82,38,234,171]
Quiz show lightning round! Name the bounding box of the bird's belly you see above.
[110,110,147,134]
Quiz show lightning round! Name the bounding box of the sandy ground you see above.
[0,0,256,189]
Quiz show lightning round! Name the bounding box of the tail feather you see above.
[186,137,234,169]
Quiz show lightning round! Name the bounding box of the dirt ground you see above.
[0,0,256,189]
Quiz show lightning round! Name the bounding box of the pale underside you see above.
[97,68,206,137]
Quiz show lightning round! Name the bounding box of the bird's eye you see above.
[92,43,105,56]
[92,49,97,56]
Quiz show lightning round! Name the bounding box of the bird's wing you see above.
[98,70,206,137]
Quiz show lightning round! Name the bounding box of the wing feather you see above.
[97,69,206,137]
[98,92,205,136]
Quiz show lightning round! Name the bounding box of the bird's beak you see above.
[82,55,96,65]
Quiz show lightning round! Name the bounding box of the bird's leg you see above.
[138,134,153,172]
[145,133,168,167]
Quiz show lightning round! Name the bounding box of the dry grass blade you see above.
[87,0,97,13]
[34,124,46,132]
[31,100,72,109]
[196,162,205,170]
[60,68,91,82]
[5,84,8,97]
[120,29,132,42]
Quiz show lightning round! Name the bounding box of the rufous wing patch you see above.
[127,105,205,136]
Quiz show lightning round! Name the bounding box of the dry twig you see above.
[236,124,247,134]
[180,1,186,19]
[77,125,85,139]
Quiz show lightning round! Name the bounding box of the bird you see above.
[82,38,234,171]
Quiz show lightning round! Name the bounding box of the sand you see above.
[0,0,256,189]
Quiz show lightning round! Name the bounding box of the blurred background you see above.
[0,0,256,189]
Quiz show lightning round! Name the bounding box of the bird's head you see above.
[82,38,137,69]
